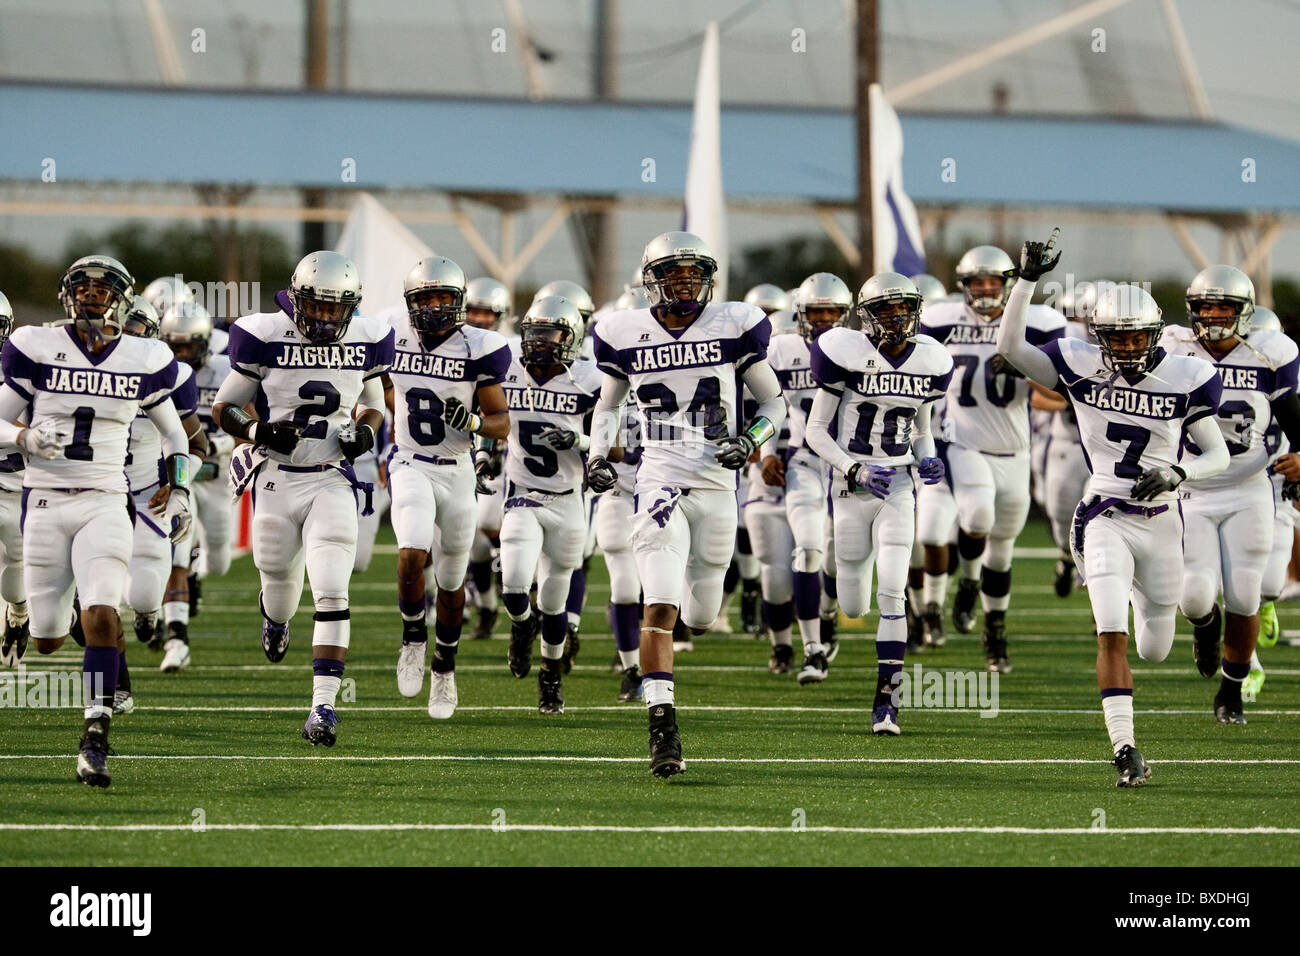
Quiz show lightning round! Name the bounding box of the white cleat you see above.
[427,669,458,719]
[707,611,733,634]
[396,641,427,698]
[159,638,190,673]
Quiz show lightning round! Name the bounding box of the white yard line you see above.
[2,753,1297,764]
[4,703,1300,715]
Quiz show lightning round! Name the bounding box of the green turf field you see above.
[2,517,1298,866]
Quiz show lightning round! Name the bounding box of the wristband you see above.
[166,453,191,492]
[743,416,776,448]
[219,404,256,441]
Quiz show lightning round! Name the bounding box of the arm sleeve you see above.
[910,400,936,463]
[588,374,631,460]
[995,278,1062,387]
[1180,415,1230,482]
[214,369,259,410]
[145,397,189,460]
[805,387,856,477]
[741,360,786,435]
[357,376,385,414]
[1272,391,1300,449]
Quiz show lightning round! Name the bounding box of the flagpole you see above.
[854,0,878,293]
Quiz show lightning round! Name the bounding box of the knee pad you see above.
[1134,604,1176,662]
[791,547,823,574]
[1179,575,1216,622]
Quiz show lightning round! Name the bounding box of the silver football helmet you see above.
[640,231,718,314]
[521,295,585,368]
[290,251,361,344]
[857,272,922,346]
[1090,284,1164,374]
[0,290,13,348]
[141,275,197,316]
[465,277,511,330]
[955,245,1016,317]
[160,300,215,368]
[403,256,466,340]
[796,272,852,342]
[59,254,135,339]
[743,283,791,316]
[614,285,652,311]
[1249,305,1281,335]
[768,308,798,338]
[1187,264,1255,343]
[909,273,947,304]
[122,296,160,339]
[535,280,594,327]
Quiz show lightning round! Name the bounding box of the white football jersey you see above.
[126,362,197,493]
[922,300,1065,454]
[1040,336,1221,501]
[192,352,233,444]
[810,327,953,468]
[381,310,511,461]
[768,333,820,455]
[2,325,179,492]
[502,347,603,493]
[227,310,394,467]
[592,301,771,491]
[1047,322,1087,445]
[1160,325,1299,490]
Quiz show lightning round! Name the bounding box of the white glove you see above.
[18,422,69,461]
[165,488,192,544]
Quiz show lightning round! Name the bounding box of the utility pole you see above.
[588,0,617,304]
[854,0,878,289]
[302,0,329,254]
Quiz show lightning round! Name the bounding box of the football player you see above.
[996,233,1229,787]
[762,273,851,680]
[381,257,510,718]
[212,251,393,746]
[921,246,1066,672]
[0,291,30,667]
[121,297,209,682]
[0,255,192,786]
[805,273,953,733]
[587,232,786,777]
[1161,267,1300,723]
[498,295,602,713]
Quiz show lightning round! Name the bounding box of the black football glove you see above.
[1131,464,1185,501]
[537,426,579,451]
[337,422,375,463]
[1017,228,1062,281]
[442,397,479,433]
[586,456,617,494]
[1283,480,1300,502]
[988,353,1024,379]
[251,420,303,455]
[714,433,758,470]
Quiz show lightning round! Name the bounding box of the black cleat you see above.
[562,622,580,674]
[1214,682,1247,724]
[952,578,980,634]
[132,611,157,645]
[1192,605,1222,678]
[1053,556,1074,598]
[740,579,761,636]
[921,601,946,648]
[618,664,643,702]
[610,650,625,674]
[471,606,498,641]
[648,704,685,778]
[768,643,795,674]
[188,573,202,618]
[0,618,28,666]
[508,614,537,678]
[820,612,840,662]
[538,663,565,715]
[76,721,111,788]
[1113,744,1152,788]
[981,610,1011,673]
[147,618,165,652]
[797,649,829,685]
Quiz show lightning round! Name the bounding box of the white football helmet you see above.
[1187,264,1255,343]
[534,280,594,326]
[59,255,135,341]
[614,285,652,311]
[795,272,852,342]
[1090,284,1164,374]
[908,273,947,304]
[856,272,921,346]
[404,256,466,340]
[743,283,791,316]
[521,295,585,367]
[291,251,361,344]
[141,275,197,316]
[0,290,13,348]
[1249,305,1281,335]
[640,231,717,314]
[955,245,1016,317]
[466,277,511,330]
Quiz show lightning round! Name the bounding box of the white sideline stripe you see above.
[2,754,1298,765]
[0,822,1295,835]
[8,704,1300,716]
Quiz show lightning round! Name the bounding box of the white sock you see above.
[643,677,674,707]
[922,572,947,608]
[619,648,640,670]
[796,618,820,653]
[1102,694,1135,755]
[163,601,189,626]
[819,592,837,618]
[541,639,564,661]
[312,675,341,709]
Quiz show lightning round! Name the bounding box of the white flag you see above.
[336,192,433,316]
[870,83,926,276]
[683,20,728,300]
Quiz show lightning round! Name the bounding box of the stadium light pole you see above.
[854,0,878,292]
[302,0,329,254]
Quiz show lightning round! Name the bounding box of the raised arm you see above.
[995,234,1064,387]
